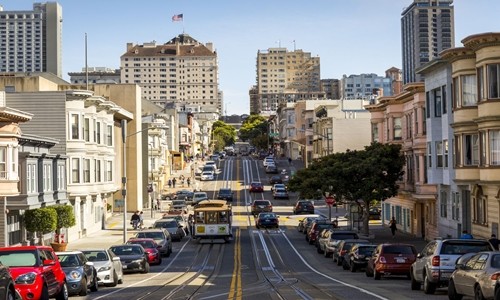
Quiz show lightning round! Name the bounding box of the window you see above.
[426,92,430,118]
[43,164,51,192]
[443,140,449,168]
[477,66,484,101]
[436,141,443,167]
[71,158,80,183]
[488,64,500,99]
[427,142,432,168]
[96,122,101,144]
[464,134,479,166]
[461,75,477,106]
[83,159,90,183]
[106,125,113,146]
[94,159,101,182]
[422,108,427,134]
[434,88,442,117]
[473,190,487,225]
[490,130,500,165]
[393,117,402,140]
[440,190,447,218]
[371,123,379,142]
[442,86,447,114]
[452,192,460,221]
[83,118,90,142]
[71,114,80,139]
[57,164,65,190]
[0,147,5,179]
[106,161,112,181]
[27,163,37,193]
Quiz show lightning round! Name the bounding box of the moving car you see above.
[162,189,193,201]
[0,246,68,300]
[109,244,150,274]
[273,188,289,199]
[293,200,315,214]
[265,165,279,174]
[82,249,124,287]
[192,192,209,205]
[153,219,185,241]
[249,182,264,193]
[217,188,234,202]
[135,229,172,257]
[410,238,494,294]
[56,251,98,296]
[126,238,162,265]
[366,243,417,279]
[162,214,189,235]
[448,251,500,300]
[201,171,214,181]
[255,212,279,229]
[251,200,273,216]
[263,157,275,167]
[269,175,283,184]
[343,244,377,272]
[169,199,187,212]
[0,262,16,300]
[271,183,287,192]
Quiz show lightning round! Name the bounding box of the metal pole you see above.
[121,120,128,243]
[150,143,153,218]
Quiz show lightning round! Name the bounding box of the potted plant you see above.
[24,207,57,246]
[50,205,76,251]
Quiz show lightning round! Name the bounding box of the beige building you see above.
[121,33,220,113]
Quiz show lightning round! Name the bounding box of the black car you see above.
[109,244,150,274]
[217,188,234,202]
[269,175,283,184]
[293,200,315,214]
[162,189,193,201]
[343,244,377,272]
[56,251,99,296]
[256,212,279,229]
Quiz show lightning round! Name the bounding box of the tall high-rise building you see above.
[121,33,220,112]
[254,48,324,113]
[401,0,454,84]
[0,2,62,77]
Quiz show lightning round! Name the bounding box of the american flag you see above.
[172,14,183,22]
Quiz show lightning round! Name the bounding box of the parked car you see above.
[368,207,381,220]
[343,244,377,272]
[162,189,193,201]
[153,218,185,241]
[265,165,279,174]
[109,244,150,274]
[126,238,162,265]
[269,175,283,185]
[134,229,173,257]
[249,182,264,193]
[448,251,500,300]
[56,251,98,296]
[365,243,417,280]
[217,188,234,202]
[0,262,17,300]
[255,212,279,229]
[334,239,369,266]
[273,188,289,199]
[169,199,187,212]
[162,214,189,235]
[201,171,214,181]
[410,238,494,294]
[0,246,68,300]
[306,219,335,245]
[303,217,324,236]
[318,230,360,257]
[251,200,273,216]
[82,249,124,287]
[192,192,209,205]
[293,200,315,214]
[263,157,275,167]
[297,216,317,233]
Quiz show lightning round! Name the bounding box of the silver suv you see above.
[410,238,493,294]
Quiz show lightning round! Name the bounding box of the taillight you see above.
[491,272,500,280]
[432,256,440,266]
[379,256,387,264]
[340,250,346,255]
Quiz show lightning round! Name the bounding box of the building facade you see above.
[68,67,121,85]
[401,0,454,84]
[320,79,340,100]
[0,2,62,77]
[340,73,393,100]
[120,34,220,113]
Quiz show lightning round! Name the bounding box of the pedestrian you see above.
[187,177,191,187]
[389,217,397,238]
[172,177,177,188]
[288,157,292,165]
[181,176,185,187]
[168,179,172,189]
[460,230,474,239]
[489,234,500,250]
[130,211,140,229]
[156,199,161,211]
[139,211,144,229]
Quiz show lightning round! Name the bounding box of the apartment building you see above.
[120,33,220,113]
[320,79,340,100]
[0,2,62,77]
[401,0,454,84]
[340,73,393,100]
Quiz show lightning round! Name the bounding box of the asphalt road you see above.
[70,155,458,300]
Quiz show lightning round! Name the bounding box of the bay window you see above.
[490,130,500,165]
[488,64,500,99]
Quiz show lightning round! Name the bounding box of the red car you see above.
[0,245,68,300]
[365,243,417,279]
[249,182,264,193]
[127,238,162,265]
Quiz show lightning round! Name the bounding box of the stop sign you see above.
[325,196,335,205]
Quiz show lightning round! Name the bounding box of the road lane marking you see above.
[228,228,242,299]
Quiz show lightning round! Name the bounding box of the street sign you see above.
[325,196,335,205]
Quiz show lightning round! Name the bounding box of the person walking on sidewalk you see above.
[489,234,499,250]
[168,179,172,189]
[389,217,397,238]
[130,211,140,230]
[172,177,177,188]
[187,177,191,187]
[288,157,292,165]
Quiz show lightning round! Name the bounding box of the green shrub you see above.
[24,208,57,234]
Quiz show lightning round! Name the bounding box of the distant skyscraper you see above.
[0,2,63,77]
[401,0,454,84]
[121,33,220,112]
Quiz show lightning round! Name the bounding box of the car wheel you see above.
[423,272,436,294]
[324,250,330,258]
[447,279,463,300]
[55,282,69,300]
[317,247,323,254]
[106,270,118,287]
[342,260,349,270]
[142,262,150,274]
[79,277,88,296]
[6,286,14,300]
[410,270,420,290]
[118,274,124,284]
[474,284,485,300]
[336,257,343,266]
[374,270,381,280]
[350,262,356,272]
[365,267,373,277]
[90,273,99,292]
[40,284,50,300]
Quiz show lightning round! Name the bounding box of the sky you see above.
[2,1,500,115]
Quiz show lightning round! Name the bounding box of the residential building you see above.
[68,67,121,85]
[277,103,296,159]
[120,33,221,113]
[401,0,454,84]
[385,67,403,96]
[0,2,62,77]
[255,48,324,113]
[340,73,393,100]
[321,79,340,100]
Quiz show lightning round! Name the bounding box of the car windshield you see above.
[110,246,143,256]
[58,254,81,267]
[154,221,177,228]
[82,250,109,262]
[254,201,270,206]
[383,245,416,254]
[136,232,165,240]
[0,250,37,267]
[358,246,376,255]
[276,189,286,193]
[260,213,276,219]
[252,183,262,187]
[128,240,156,248]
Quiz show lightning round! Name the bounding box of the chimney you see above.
[206,42,213,52]
[127,43,134,51]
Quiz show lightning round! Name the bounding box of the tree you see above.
[238,114,269,148]
[212,120,237,149]
[24,207,57,245]
[52,205,76,243]
[288,142,405,234]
